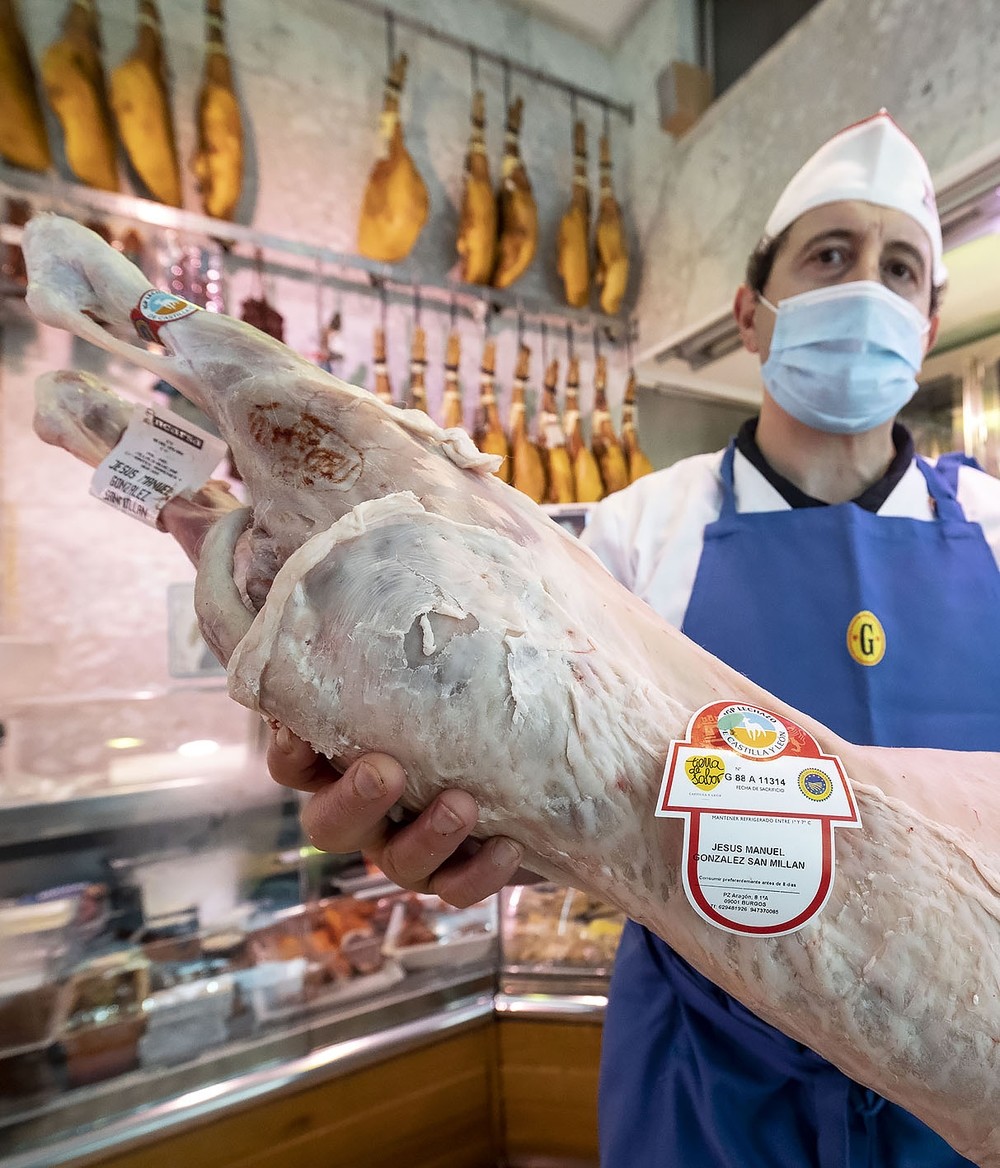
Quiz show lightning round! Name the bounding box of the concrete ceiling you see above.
[508,0,654,49]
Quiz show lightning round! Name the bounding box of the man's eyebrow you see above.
[796,228,856,254]
[884,239,928,275]
[795,228,928,275]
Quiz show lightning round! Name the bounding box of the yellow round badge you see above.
[684,754,725,790]
[846,610,886,666]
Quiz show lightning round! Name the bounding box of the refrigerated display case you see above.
[0,764,500,1167]
[0,666,603,1168]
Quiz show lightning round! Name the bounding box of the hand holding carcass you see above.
[267,726,527,907]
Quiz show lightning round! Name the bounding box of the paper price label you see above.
[90,405,227,527]
[657,702,862,937]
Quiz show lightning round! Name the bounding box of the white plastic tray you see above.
[381,898,497,972]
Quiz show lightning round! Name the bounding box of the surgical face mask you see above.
[757,281,930,435]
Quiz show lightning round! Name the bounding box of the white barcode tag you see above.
[90,404,227,527]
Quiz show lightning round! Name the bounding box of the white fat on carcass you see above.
[227,491,672,842]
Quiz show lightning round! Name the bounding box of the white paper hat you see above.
[764,110,946,285]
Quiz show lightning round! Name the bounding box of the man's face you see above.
[735,200,940,364]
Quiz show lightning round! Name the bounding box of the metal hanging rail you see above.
[334,0,634,124]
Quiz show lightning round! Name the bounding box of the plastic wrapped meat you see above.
[21,214,1000,1166]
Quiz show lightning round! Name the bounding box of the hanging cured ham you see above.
[0,0,51,172]
[594,133,629,315]
[1,198,30,287]
[492,97,537,290]
[439,331,463,430]
[537,357,574,504]
[409,325,428,412]
[621,368,653,482]
[110,1,181,207]
[563,355,602,502]
[456,90,497,285]
[317,310,343,376]
[240,294,284,342]
[23,217,1000,1165]
[590,355,628,495]
[557,121,590,309]
[372,325,394,405]
[41,0,119,192]
[509,344,546,503]
[357,53,429,264]
[473,338,510,481]
[239,249,284,341]
[191,0,243,220]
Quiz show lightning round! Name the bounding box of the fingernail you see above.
[353,761,385,802]
[274,726,293,753]
[431,800,463,835]
[491,838,522,869]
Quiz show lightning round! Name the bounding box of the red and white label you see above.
[130,289,200,343]
[657,702,862,937]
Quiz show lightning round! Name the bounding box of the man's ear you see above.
[734,285,761,354]
[924,312,941,355]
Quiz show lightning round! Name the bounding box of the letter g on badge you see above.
[685,754,725,790]
[847,610,886,666]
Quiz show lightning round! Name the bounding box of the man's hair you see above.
[744,229,945,316]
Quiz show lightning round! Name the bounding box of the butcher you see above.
[269,111,1000,1166]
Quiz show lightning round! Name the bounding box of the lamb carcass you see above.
[23,215,1000,1166]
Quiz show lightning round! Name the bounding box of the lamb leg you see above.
[24,216,1000,1164]
[34,369,241,564]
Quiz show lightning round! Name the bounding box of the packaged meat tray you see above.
[381,894,497,971]
[139,973,235,1067]
[234,893,401,1025]
[60,948,151,1087]
[0,980,72,1111]
[499,884,624,973]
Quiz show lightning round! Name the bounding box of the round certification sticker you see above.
[798,768,834,801]
[131,289,200,342]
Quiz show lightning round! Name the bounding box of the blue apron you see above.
[599,444,1000,1167]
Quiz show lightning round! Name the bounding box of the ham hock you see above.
[23,215,1000,1164]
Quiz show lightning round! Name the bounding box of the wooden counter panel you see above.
[495,1018,601,1165]
[94,1024,498,1168]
